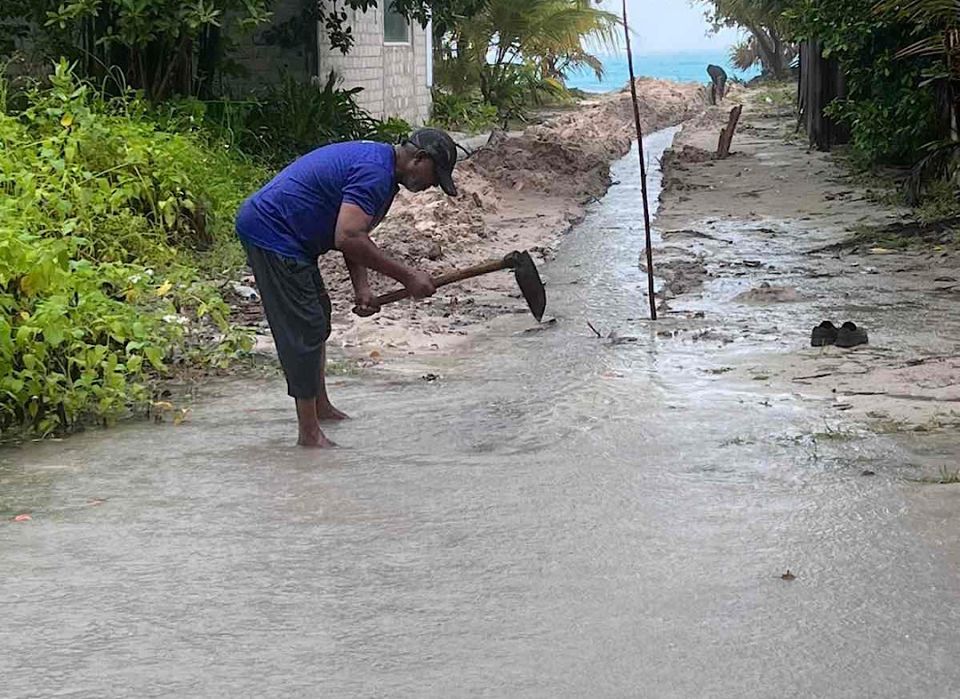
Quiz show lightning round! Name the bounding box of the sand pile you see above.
[465,79,703,202]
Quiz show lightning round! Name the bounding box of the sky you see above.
[596,0,744,55]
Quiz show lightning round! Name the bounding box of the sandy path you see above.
[652,88,960,440]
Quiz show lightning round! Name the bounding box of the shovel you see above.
[352,250,546,321]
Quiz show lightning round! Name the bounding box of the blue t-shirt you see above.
[236,141,398,261]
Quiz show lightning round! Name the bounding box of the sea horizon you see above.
[565,49,760,93]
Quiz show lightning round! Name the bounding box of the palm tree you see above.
[875,0,960,110]
[729,34,797,73]
[437,0,619,110]
[876,1,960,74]
[873,0,960,191]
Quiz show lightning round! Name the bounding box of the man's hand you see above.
[354,286,381,317]
[403,270,436,300]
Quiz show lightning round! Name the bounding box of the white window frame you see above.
[383,2,411,45]
[426,18,433,86]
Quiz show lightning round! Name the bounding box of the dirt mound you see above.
[463,79,702,203]
[665,145,716,166]
[467,135,612,200]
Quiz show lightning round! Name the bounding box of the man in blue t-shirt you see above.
[236,128,459,448]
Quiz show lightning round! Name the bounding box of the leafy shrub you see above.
[480,63,569,125]
[0,60,261,438]
[784,0,942,166]
[430,90,498,133]
[156,72,412,168]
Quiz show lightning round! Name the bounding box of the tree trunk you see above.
[770,31,787,78]
[747,23,777,77]
[196,24,221,99]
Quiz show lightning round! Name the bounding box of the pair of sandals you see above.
[811,321,869,348]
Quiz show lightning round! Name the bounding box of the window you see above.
[383,2,410,43]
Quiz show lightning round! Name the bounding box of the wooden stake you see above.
[717,104,744,158]
[622,0,657,321]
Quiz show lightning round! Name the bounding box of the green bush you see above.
[240,72,398,164]
[0,60,262,438]
[481,62,569,123]
[430,90,498,133]
[155,72,412,168]
[784,0,942,166]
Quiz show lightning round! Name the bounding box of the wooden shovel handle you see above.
[371,257,512,307]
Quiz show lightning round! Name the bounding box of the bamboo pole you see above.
[621,0,657,321]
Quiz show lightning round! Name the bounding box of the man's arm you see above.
[344,254,376,311]
[334,203,435,299]
[344,255,370,295]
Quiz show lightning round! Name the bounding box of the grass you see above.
[910,465,960,485]
[830,149,960,247]
[915,180,960,226]
[831,216,959,253]
[326,359,365,377]
[720,436,756,447]
[753,83,796,109]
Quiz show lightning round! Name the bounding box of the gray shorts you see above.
[243,241,332,399]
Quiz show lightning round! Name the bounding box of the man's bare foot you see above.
[297,430,337,448]
[316,402,350,421]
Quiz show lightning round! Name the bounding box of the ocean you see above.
[565,50,759,93]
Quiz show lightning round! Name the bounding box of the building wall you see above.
[229,0,432,124]
[317,3,432,126]
[227,0,314,93]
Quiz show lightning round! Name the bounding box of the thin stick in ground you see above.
[622,0,658,321]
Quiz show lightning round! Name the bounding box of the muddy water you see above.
[3,130,959,697]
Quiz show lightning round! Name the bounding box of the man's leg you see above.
[243,242,337,448]
[296,397,335,447]
[315,343,349,421]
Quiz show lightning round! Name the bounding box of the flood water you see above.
[3,129,959,697]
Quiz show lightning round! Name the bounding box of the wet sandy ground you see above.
[653,93,960,469]
[2,125,959,697]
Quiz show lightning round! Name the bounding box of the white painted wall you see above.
[317,1,432,125]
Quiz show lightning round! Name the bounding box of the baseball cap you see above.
[408,128,458,196]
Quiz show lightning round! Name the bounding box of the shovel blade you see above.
[513,251,546,322]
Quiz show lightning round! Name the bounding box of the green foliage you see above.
[784,0,942,165]
[826,85,937,166]
[1,0,272,101]
[237,71,410,164]
[0,60,261,438]
[480,63,569,125]
[157,72,411,168]
[2,0,474,89]
[430,90,498,133]
[436,0,617,119]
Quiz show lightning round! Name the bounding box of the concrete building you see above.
[235,0,433,126]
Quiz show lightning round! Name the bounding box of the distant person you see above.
[236,129,459,448]
[707,64,728,104]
